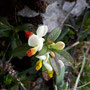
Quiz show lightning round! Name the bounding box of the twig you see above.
[5,56,26,90]
[66,81,90,90]
[7,56,13,63]
[84,41,90,44]
[74,53,86,90]
[77,8,87,41]
[16,78,26,90]
[60,2,76,89]
[65,41,79,51]
[66,66,71,83]
[60,1,76,29]
[64,24,78,32]
[77,81,90,89]
[65,41,79,89]
[72,7,87,57]
[66,7,88,90]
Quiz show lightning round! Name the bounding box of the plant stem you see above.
[77,82,90,89]
[65,41,79,51]
[72,7,87,57]
[74,53,86,90]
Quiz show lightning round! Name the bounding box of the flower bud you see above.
[50,51,55,58]
[36,60,42,71]
[47,70,53,78]
[48,41,53,44]
[50,41,65,50]
[25,31,33,38]
[26,48,36,57]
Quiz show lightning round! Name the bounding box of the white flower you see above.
[28,25,48,51]
[43,62,53,71]
[36,25,48,38]
[36,52,53,71]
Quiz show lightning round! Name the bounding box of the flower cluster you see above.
[25,25,65,78]
[25,25,48,57]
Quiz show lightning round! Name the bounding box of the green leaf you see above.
[4,74,13,85]
[56,28,70,42]
[11,39,17,49]
[60,82,68,90]
[12,43,30,58]
[0,25,9,31]
[56,60,65,86]
[50,55,65,86]
[42,65,47,71]
[80,29,90,40]
[47,28,61,41]
[55,51,78,74]
[11,34,22,49]
[0,17,10,26]
[84,19,90,26]
[54,50,73,64]
[38,45,48,55]
[16,24,31,31]
[2,30,13,37]
[19,67,37,77]
[50,57,60,75]
[0,25,13,37]
[11,85,18,90]
[0,17,13,28]
[84,11,90,26]
[15,36,22,47]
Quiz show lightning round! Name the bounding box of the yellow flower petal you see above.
[49,73,53,78]
[47,70,53,78]
[36,60,42,71]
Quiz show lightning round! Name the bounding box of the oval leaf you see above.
[12,44,30,58]
[0,17,13,28]
[54,50,73,66]
[56,60,65,86]
[47,28,61,41]
[50,57,60,75]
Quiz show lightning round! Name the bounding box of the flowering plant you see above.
[25,25,48,57]
[25,25,66,82]
[0,13,89,90]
